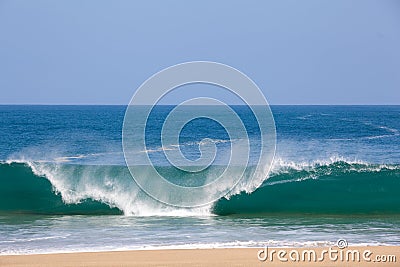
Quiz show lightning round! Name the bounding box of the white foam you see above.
[1,239,393,255]
[269,156,400,175]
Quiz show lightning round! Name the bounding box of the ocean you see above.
[1,105,400,254]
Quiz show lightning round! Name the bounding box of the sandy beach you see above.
[1,246,398,267]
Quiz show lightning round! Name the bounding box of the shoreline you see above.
[1,246,398,267]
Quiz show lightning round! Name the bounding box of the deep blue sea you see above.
[1,105,400,254]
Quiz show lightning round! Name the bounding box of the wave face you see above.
[1,159,400,216]
[0,162,122,215]
[213,159,400,215]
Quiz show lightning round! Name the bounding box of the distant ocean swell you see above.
[1,158,400,216]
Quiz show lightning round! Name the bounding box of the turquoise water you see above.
[1,105,400,254]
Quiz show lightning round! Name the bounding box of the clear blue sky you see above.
[0,0,399,104]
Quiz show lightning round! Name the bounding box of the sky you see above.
[0,0,399,105]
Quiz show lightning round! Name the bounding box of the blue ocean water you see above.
[0,105,400,254]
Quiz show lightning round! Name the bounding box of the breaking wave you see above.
[1,157,399,216]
